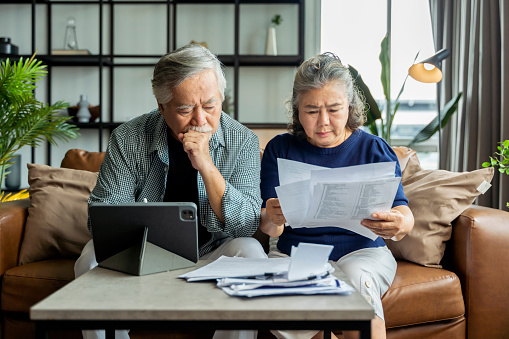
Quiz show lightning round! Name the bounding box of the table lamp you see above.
[408,48,451,168]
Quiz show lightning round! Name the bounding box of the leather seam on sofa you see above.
[4,274,71,282]
[389,273,459,289]
[386,314,465,329]
[456,214,476,224]
[457,213,473,328]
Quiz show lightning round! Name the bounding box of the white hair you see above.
[151,43,227,105]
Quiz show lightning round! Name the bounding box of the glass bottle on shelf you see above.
[64,17,79,50]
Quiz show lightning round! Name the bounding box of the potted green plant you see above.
[0,55,79,201]
[482,139,509,208]
[349,34,462,147]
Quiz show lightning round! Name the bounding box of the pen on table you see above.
[307,272,330,280]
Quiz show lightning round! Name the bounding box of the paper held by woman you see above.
[275,159,400,240]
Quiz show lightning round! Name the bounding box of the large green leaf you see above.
[379,34,390,104]
[348,65,381,136]
[408,92,463,146]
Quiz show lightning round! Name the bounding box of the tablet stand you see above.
[99,227,196,276]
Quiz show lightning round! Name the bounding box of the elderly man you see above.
[75,43,266,339]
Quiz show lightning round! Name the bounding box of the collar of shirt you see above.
[148,110,170,165]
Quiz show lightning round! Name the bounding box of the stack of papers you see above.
[217,274,352,298]
[275,159,401,240]
[179,243,354,298]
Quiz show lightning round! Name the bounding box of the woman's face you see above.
[298,81,351,148]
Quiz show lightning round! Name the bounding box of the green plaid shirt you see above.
[89,110,262,256]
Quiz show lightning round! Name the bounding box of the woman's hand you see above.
[266,198,287,226]
[360,205,414,241]
[259,198,287,237]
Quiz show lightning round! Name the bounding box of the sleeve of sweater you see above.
[370,138,409,208]
[260,136,283,208]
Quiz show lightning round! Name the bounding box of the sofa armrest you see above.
[446,205,509,338]
[0,199,29,276]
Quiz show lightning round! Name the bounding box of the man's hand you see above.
[360,205,414,241]
[178,129,213,172]
[178,128,225,224]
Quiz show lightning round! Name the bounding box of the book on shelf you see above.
[51,49,92,56]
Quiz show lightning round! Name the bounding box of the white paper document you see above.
[178,256,290,282]
[275,159,401,240]
[287,242,333,281]
[179,243,333,282]
[180,243,354,298]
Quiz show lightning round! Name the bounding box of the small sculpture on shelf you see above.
[76,95,91,123]
[64,17,79,50]
[67,103,100,123]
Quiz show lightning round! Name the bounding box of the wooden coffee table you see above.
[31,261,373,339]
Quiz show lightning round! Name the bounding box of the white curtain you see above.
[429,0,509,211]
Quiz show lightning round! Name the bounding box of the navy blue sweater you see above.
[260,129,408,260]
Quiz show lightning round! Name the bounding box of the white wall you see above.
[0,0,320,190]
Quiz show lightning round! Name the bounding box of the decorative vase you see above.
[76,94,91,123]
[64,17,79,50]
[265,26,277,56]
[5,154,21,190]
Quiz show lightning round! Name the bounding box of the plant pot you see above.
[5,154,21,190]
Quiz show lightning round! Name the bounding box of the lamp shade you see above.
[408,49,450,83]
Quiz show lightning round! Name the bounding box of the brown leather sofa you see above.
[0,148,508,339]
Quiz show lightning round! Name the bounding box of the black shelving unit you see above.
[1,0,304,165]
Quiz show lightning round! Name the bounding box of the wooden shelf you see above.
[39,55,112,66]
[239,55,303,66]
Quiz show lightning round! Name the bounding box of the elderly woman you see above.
[259,53,414,339]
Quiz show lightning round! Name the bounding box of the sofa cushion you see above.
[391,146,421,181]
[382,260,465,329]
[385,157,494,267]
[19,164,96,265]
[60,149,105,172]
[1,259,75,313]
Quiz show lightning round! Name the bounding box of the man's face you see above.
[159,69,222,140]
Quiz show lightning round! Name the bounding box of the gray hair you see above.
[151,43,227,105]
[288,53,366,139]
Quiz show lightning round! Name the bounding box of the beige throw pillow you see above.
[385,165,494,268]
[19,164,97,265]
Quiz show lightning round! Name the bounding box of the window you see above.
[321,0,438,169]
